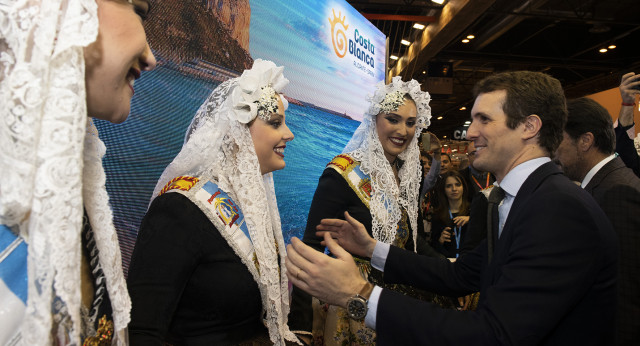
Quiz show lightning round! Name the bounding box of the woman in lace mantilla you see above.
[288,77,454,345]
[0,0,156,345]
[127,59,299,345]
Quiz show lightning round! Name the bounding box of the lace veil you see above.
[1,0,130,344]
[342,76,432,249]
[151,59,297,345]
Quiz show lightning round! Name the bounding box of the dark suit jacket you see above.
[460,166,495,203]
[584,157,640,346]
[375,162,618,345]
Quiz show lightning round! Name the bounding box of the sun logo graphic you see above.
[329,9,349,58]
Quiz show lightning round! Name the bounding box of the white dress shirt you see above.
[580,154,616,188]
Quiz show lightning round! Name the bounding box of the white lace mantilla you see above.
[342,76,432,249]
[152,60,298,345]
[0,0,129,344]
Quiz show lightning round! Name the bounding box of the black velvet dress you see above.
[127,193,267,345]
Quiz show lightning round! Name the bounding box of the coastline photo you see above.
[95,0,385,274]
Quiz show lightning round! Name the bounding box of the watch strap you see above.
[358,281,375,300]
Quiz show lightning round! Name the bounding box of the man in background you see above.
[440,153,453,175]
[459,142,495,203]
[555,97,640,345]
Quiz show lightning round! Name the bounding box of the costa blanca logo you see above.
[329,9,348,58]
[328,9,376,70]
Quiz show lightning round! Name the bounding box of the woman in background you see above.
[430,170,471,259]
[127,59,299,345]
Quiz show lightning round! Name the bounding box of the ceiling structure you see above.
[346,0,640,140]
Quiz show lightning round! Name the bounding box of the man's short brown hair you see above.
[473,71,567,154]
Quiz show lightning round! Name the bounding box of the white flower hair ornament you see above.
[367,76,432,129]
[230,59,289,123]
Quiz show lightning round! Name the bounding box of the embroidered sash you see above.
[327,154,372,208]
[0,224,27,345]
[326,154,409,248]
[160,177,259,275]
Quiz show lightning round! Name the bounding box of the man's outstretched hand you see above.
[286,232,367,308]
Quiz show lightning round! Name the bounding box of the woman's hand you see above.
[439,227,452,244]
[453,216,469,227]
[316,211,377,258]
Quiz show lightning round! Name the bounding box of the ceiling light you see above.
[443,136,447,139]
[608,45,616,49]
[401,39,411,46]
[390,55,399,60]
[466,35,475,39]
[599,48,608,53]
[431,0,445,4]
[422,70,426,74]
[413,23,425,30]
[461,39,470,43]
[459,106,467,111]
[437,116,443,120]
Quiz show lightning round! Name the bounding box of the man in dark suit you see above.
[459,141,495,203]
[286,71,618,345]
[555,97,640,345]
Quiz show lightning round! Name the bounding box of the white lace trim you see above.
[342,77,432,249]
[0,1,128,344]
[151,60,298,345]
[83,121,130,345]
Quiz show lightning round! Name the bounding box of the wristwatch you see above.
[346,282,374,321]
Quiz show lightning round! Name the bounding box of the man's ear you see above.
[578,132,595,152]
[522,114,542,140]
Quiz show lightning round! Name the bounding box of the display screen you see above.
[95,0,386,274]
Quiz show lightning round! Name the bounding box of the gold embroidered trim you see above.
[326,154,354,171]
[82,315,113,346]
[158,176,199,196]
[327,154,371,208]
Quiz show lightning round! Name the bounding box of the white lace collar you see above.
[342,76,432,249]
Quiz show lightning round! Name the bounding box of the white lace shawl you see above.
[1,0,129,344]
[151,60,297,345]
[342,76,432,249]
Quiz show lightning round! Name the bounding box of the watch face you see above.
[347,296,368,321]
